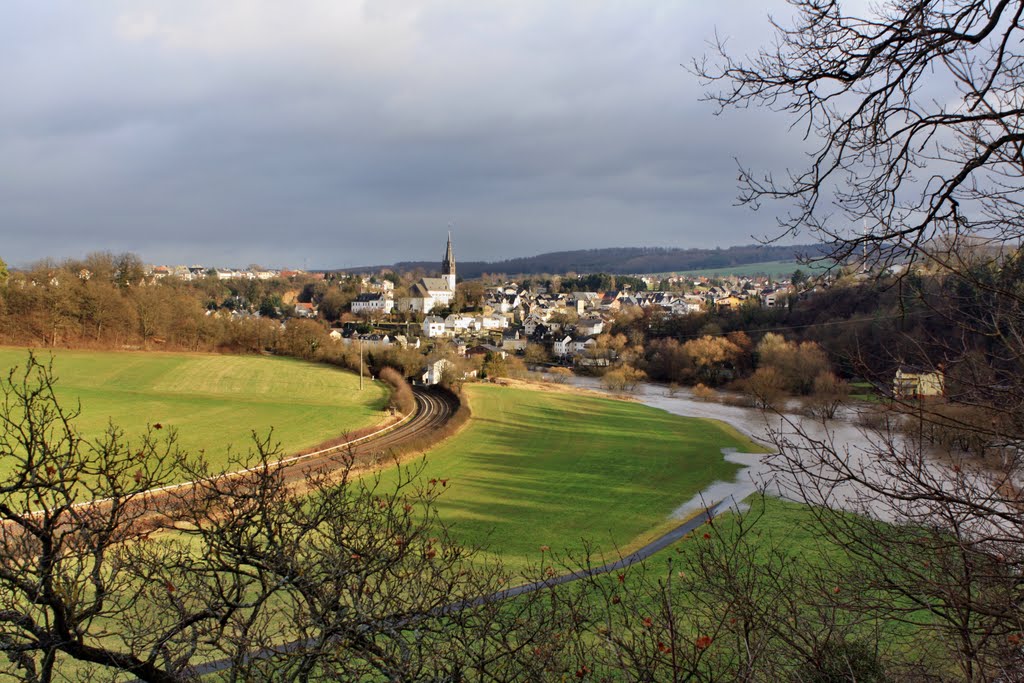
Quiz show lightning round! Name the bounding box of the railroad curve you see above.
[275,386,459,485]
[21,386,460,518]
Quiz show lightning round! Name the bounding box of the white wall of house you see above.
[478,315,508,330]
[422,317,447,338]
[352,296,394,315]
[422,359,453,385]
[356,335,391,349]
[553,335,573,357]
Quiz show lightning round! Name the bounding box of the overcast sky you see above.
[0,1,806,269]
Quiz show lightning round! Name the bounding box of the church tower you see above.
[441,231,456,290]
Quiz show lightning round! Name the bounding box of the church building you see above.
[397,233,457,314]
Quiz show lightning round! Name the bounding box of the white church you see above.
[397,233,457,314]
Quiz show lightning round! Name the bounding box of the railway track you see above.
[18,386,460,519]
[275,386,460,484]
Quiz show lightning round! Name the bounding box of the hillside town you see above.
[142,234,806,375]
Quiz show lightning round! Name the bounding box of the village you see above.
[129,230,958,404]
[144,235,807,385]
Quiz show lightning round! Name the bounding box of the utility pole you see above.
[359,336,364,390]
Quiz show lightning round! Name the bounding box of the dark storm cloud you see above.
[0,0,804,268]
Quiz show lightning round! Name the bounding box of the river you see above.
[564,375,894,520]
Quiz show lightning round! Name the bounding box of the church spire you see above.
[441,230,456,290]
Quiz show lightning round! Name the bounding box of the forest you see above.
[346,243,825,278]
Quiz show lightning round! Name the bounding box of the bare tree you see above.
[697,0,1024,273]
[0,353,211,682]
[695,1,1024,679]
[0,354,582,682]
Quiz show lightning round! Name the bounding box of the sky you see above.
[0,1,806,269]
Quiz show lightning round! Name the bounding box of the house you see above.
[487,292,521,314]
[714,295,744,309]
[422,316,447,338]
[571,336,598,355]
[893,367,945,399]
[421,359,453,386]
[576,317,604,336]
[552,335,573,357]
[502,329,528,352]
[294,302,316,318]
[445,314,478,333]
[599,291,622,311]
[523,314,546,336]
[477,315,509,331]
[450,338,468,357]
[529,323,551,341]
[569,292,600,313]
[351,292,394,316]
[355,333,391,349]
[393,335,421,350]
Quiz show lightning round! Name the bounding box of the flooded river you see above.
[564,375,889,518]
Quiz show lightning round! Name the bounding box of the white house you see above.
[355,333,391,349]
[672,296,704,315]
[422,316,448,338]
[393,335,421,349]
[486,292,521,313]
[571,336,598,355]
[352,292,394,316]
[421,358,453,386]
[445,314,478,333]
[477,315,509,331]
[552,335,573,357]
[576,318,604,336]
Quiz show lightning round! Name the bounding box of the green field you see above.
[0,349,389,474]
[383,384,768,570]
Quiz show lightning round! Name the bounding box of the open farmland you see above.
[380,383,768,571]
[0,349,388,475]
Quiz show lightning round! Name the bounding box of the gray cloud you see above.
[0,0,807,268]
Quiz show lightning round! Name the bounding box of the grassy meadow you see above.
[380,383,768,570]
[0,349,389,475]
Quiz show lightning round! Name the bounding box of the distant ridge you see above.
[338,244,827,278]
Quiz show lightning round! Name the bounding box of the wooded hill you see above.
[340,243,827,278]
